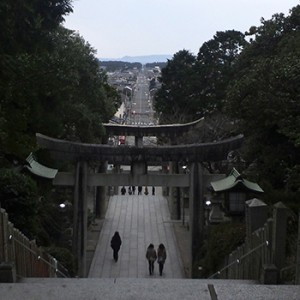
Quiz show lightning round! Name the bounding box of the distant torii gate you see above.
[36,119,243,277]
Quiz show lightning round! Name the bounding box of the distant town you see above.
[99,54,172,64]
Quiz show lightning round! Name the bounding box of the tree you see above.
[225,5,300,191]
[27,27,120,143]
[0,4,120,161]
[0,0,73,55]
[194,30,247,115]
[0,0,73,162]
[154,50,197,123]
[0,1,121,276]
[154,31,247,125]
[0,169,39,239]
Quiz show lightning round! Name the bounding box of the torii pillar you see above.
[73,161,88,277]
[189,162,204,277]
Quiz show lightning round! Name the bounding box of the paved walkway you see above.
[4,188,300,299]
[88,187,184,278]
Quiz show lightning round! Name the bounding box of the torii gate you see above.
[36,119,243,277]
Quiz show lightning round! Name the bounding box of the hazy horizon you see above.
[64,1,299,58]
[99,54,172,63]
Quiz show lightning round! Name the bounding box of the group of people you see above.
[146,243,167,276]
[110,232,167,276]
[120,186,155,195]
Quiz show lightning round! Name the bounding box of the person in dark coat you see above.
[146,243,157,275]
[111,231,122,262]
[157,243,167,276]
[128,186,132,195]
[144,186,149,195]
[132,186,136,195]
[121,186,126,195]
[152,186,155,195]
[138,186,142,195]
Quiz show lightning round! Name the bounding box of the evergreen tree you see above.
[225,6,300,191]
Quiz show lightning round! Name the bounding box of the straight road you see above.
[88,187,184,278]
[128,69,153,126]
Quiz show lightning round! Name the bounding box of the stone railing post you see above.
[245,198,268,280]
[295,213,300,284]
[272,202,288,282]
[245,198,268,243]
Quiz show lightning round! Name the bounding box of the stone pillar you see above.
[73,161,88,277]
[98,186,107,219]
[209,198,224,224]
[189,162,204,277]
[0,263,16,283]
[245,198,268,240]
[169,162,180,220]
[272,202,288,279]
[95,162,108,219]
[163,162,170,197]
[135,136,143,147]
[245,198,269,282]
[113,164,121,195]
[296,213,300,284]
[175,165,181,220]
[73,163,79,259]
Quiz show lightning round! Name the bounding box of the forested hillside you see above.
[0,0,120,163]
[154,5,300,208]
[0,0,120,275]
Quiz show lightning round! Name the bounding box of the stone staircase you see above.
[1,278,300,300]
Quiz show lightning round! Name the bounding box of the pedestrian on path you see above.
[110,231,122,262]
[128,186,132,195]
[121,186,126,195]
[138,186,142,195]
[146,244,157,275]
[132,186,136,194]
[152,186,155,195]
[144,186,149,195]
[157,243,167,276]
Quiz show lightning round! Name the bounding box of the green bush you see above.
[200,222,245,277]
[0,168,39,239]
[46,246,77,277]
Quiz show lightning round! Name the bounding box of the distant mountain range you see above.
[100,54,172,64]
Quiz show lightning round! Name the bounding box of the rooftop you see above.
[24,153,58,179]
[210,168,264,193]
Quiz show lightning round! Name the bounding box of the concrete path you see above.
[88,187,184,278]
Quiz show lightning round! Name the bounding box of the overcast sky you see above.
[63,0,300,59]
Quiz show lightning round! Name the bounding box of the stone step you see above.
[19,277,257,285]
[1,278,299,300]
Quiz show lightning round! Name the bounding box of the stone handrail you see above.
[0,208,69,281]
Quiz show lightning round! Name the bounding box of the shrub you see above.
[200,222,245,277]
[0,168,39,238]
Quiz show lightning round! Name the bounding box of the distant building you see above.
[153,66,161,73]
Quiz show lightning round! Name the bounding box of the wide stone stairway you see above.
[1,189,300,299]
